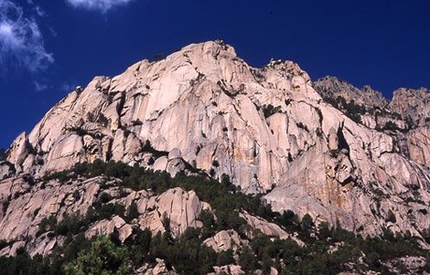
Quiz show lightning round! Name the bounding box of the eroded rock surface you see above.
[1,40,429,245]
[0,173,209,256]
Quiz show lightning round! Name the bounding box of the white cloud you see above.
[0,1,53,73]
[34,81,48,91]
[0,1,52,71]
[35,6,47,17]
[66,0,134,12]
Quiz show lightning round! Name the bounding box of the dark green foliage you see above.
[65,235,130,275]
[199,209,215,228]
[422,227,430,245]
[131,119,143,126]
[48,202,125,238]
[97,113,109,127]
[216,80,236,97]
[296,121,309,132]
[72,190,80,200]
[323,96,365,124]
[216,249,234,266]
[318,222,332,240]
[239,246,258,273]
[0,249,63,275]
[161,212,170,233]
[386,210,396,223]
[405,115,415,129]
[69,126,88,137]
[301,213,314,232]
[0,240,14,251]
[344,99,365,123]
[3,159,429,274]
[92,202,126,221]
[2,199,9,214]
[123,228,152,266]
[140,140,168,158]
[149,229,217,274]
[55,213,89,236]
[42,170,72,183]
[274,209,300,232]
[263,104,281,118]
[37,215,58,237]
[322,96,339,108]
[212,160,220,167]
[382,120,399,131]
[125,202,139,222]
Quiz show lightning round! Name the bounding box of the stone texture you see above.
[1,40,429,246]
[390,87,430,127]
[137,187,205,238]
[313,76,389,111]
[214,265,244,275]
[85,215,133,242]
[204,230,241,253]
[240,211,290,239]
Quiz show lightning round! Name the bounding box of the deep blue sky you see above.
[0,0,429,148]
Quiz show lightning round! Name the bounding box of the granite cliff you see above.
[0,41,429,273]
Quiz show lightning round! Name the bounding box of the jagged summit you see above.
[0,41,429,255]
[313,76,389,110]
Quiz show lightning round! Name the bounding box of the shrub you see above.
[263,104,281,118]
[65,235,131,275]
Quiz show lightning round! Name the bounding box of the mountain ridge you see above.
[0,41,429,273]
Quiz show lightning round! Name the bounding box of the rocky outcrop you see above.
[136,187,209,238]
[240,211,290,240]
[0,172,209,256]
[204,230,242,253]
[314,76,389,111]
[1,41,429,242]
[213,265,245,275]
[390,87,430,127]
[382,256,428,275]
[407,126,430,167]
[314,78,430,167]
[136,258,179,275]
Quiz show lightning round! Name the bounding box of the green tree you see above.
[239,246,258,273]
[301,214,314,232]
[65,235,130,275]
[125,201,140,222]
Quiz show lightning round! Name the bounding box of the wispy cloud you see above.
[61,81,78,92]
[66,0,134,12]
[0,1,53,73]
[34,81,48,91]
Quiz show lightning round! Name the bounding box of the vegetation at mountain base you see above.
[64,235,131,275]
[1,160,429,274]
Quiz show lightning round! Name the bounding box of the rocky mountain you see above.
[390,87,430,127]
[313,76,389,111]
[0,40,429,274]
[313,77,430,168]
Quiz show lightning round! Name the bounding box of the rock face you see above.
[0,174,209,256]
[136,187,208,238]
[314,76,389,110]
[204,230,242,253]
[314,77,430,170]
[390,87,430,127]
[1,41,430,243]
